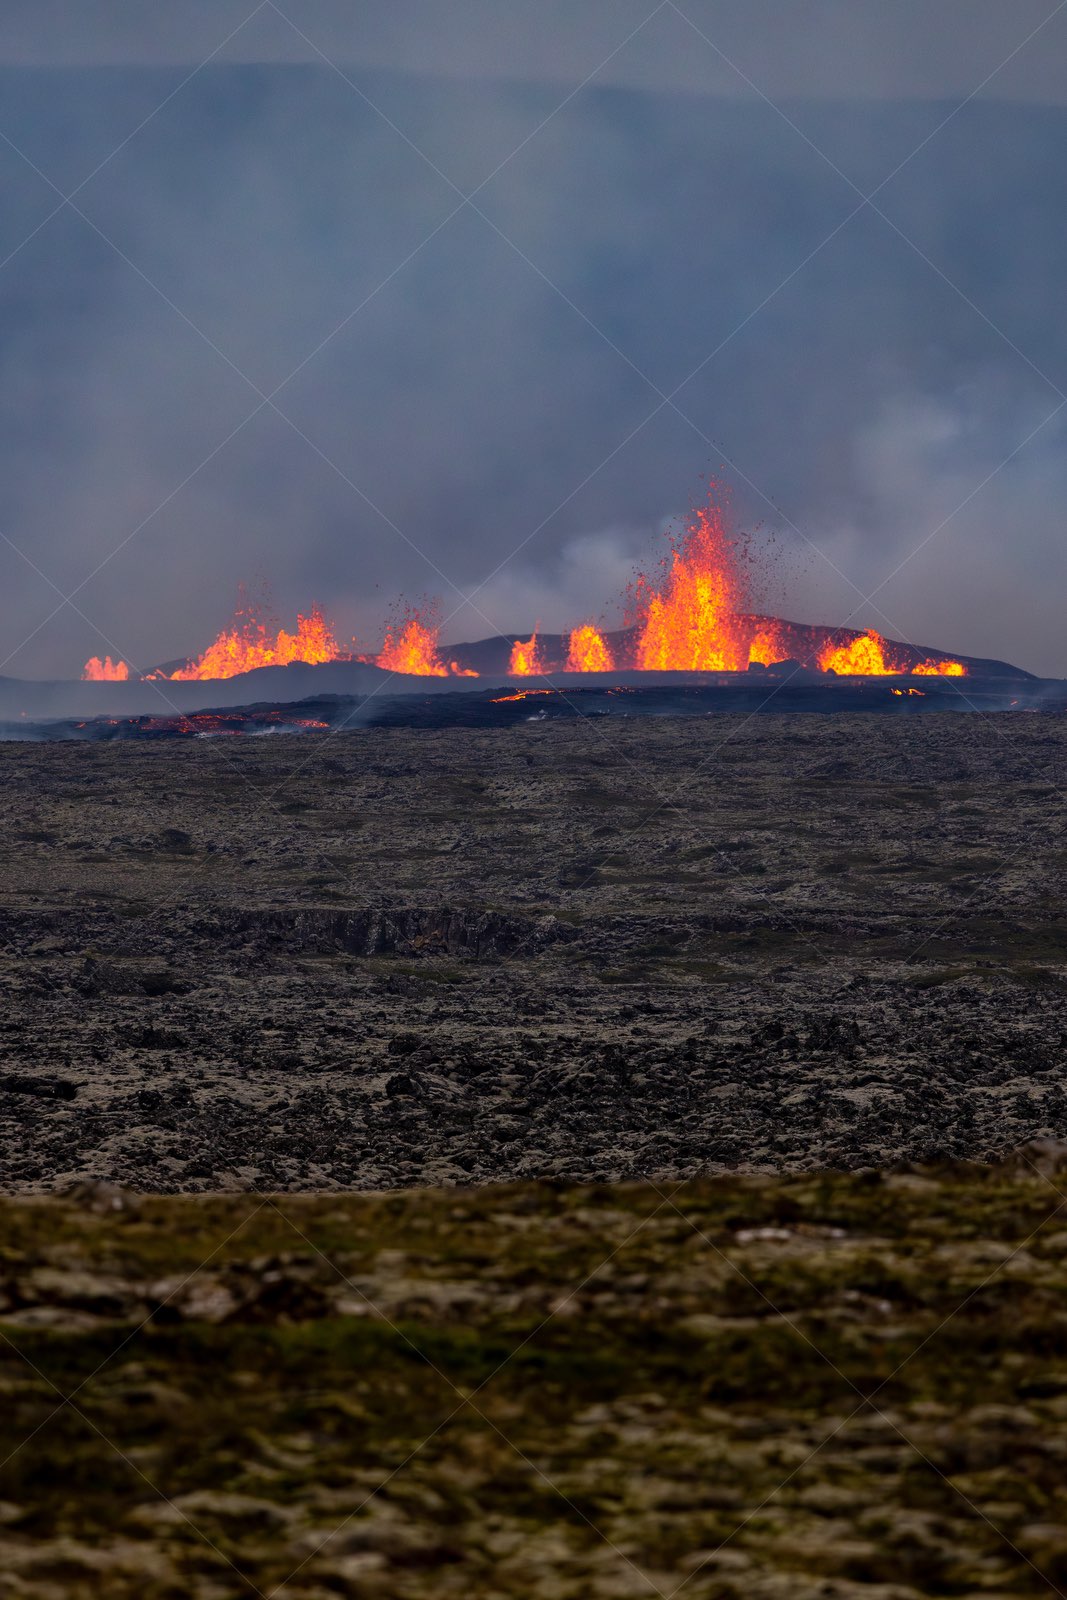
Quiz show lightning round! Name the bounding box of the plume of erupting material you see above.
[377,614,449,676]
[566,624,614,673]
[168,603,346,681]
[508,632,545,676]
[82,656,129,682]
[632,494,749,672]
[72,485,973,685]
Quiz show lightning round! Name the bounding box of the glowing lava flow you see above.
[632,494,749,671]
[566,624,614,672]
[509,632,545,676]
[377,614,449,676]
[169,603,346,681]
[82,656,129,681]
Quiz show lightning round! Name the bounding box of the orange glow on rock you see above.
[566,625,614,673]
[82,656,129,682]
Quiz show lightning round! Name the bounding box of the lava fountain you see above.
[632,492,750,672]
[817,629,966,678]
[166,602,347,681]
[74,483,976,685]
[566,625,614,673]
[377,612,449,677]
[508,632,546,676]
[82,656,130,682]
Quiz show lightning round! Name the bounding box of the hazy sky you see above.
[0,2,1065,676]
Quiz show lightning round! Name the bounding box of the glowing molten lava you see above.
[632,494,748,672]
[912,659,965,677]
[169,603,345,681]
[82,656,129,681]
[748,623,790,667]
[818,629,898,676]
[377,614,448,677]
[509,632,546,677]
[818,628,967,677]
[566,625,614,673]
[69,483,979,687]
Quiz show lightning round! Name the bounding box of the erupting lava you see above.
[632,494,749,672]
[508,632,546,677]
[168,602,347,681]
[377,613,448,677]
[818,629,898,676]
[74,486,974,686]
[747,623,790,668]
[912,659,965,677]
[818,628,966,678]
[566,624,614,673]
[82,656,129,682]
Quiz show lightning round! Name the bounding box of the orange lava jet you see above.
[169,602,346,681]
[509,632,546,676]
[747,623,790,667]
[82,655,129,682]
[632,493,749,672]
[566,624,614,673]
[377,613,448,677]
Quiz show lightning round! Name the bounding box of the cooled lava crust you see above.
[1,711,1065,1191]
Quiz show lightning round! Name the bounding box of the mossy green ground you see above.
[1,1163,1066,1596]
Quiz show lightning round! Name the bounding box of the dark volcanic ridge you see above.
[4,671,1063,742]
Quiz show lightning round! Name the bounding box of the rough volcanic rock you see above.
[0,712,1065,1190]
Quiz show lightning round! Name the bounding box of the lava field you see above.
[1,711,1066,1192]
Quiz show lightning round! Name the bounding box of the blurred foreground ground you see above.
[1,1161,1067,1597]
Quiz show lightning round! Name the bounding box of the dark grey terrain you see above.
[2,712,1066,1191]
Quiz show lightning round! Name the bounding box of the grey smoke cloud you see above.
[0,3,1064,679]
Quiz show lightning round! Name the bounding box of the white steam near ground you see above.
[0,6,1064,680]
